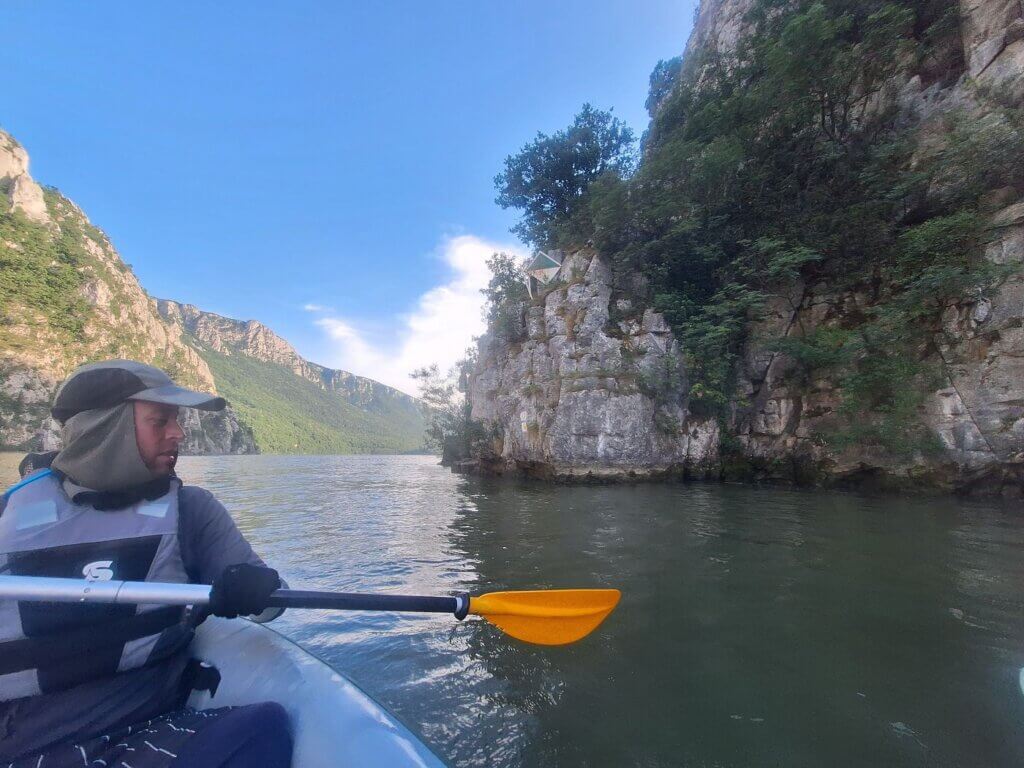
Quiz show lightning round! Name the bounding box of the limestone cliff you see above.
[733,202,1023,494]
[0,130,254,453]
[466,0,1024,495]
[0,134,48,226]
[715,0,1024,494]
[469,250,718,479]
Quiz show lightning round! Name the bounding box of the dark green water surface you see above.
[2,453,1022,766]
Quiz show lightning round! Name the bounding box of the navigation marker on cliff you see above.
[525,249,564,298]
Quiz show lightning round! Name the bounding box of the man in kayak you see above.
[0,360,293,767]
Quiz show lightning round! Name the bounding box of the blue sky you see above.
[2,1,695,394]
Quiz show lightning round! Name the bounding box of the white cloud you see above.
[313,234,526,396]
[303,303,333,313]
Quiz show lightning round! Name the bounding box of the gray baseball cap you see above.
[52,359,225,424]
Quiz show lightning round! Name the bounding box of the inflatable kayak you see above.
[187,617,447,768]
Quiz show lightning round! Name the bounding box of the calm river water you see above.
[2,453,1023,767]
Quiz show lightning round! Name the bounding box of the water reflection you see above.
[1,453,1022,767]
[445,479,1024,767]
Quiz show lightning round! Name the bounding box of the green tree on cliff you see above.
[494,104,636,248]
[494,0,1014,457]
[411,358,486,466]
[481,252,528,344]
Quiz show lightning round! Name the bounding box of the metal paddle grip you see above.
[0,575,211,605]
[0,576,471,617]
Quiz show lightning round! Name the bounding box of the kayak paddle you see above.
[0,575,620,646]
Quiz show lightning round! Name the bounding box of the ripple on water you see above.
[3,453,1023,767]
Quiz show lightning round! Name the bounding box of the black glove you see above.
[209,563,281,619]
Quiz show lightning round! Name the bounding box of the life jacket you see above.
[0,469,194,701]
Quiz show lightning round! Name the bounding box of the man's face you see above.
[133,401,184,475]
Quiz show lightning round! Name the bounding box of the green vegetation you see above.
[481,252,529,345]
[0,187,180,373]
[0,190,92,348]
[411,361,489,465]
[495,104,635,247]
[200,345,427,454]
[0,185,223,444]
[645,57,683,117]
[0,175,425,454]
[495,0,1021,458]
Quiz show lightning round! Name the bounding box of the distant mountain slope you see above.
[157,300,419,416]
[157,300,427,454]
[0,130,253,453]
[197,344,426,454]
[0,127,426,455]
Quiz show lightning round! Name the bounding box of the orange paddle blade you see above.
[468,589,621,645]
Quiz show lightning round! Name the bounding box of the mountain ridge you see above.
[0,129,425,455]
[156,299,418,415]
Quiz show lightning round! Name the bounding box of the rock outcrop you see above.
[468,250,719,479]
[718,0,1024,495]
[0,130,255,454]
[179,408,257,455]
[0,133,49,225]
[731,201,1024,494]
[158,300,308,373]
[466,0,1024,495]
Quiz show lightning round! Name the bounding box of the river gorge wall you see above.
[468,249,720,480]
[465,0,1024,496]
[0,131,255,454]
[0,130,423,456]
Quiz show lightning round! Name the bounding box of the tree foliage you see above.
[495,0,1014,457]
[645,57,682,118]
[481,251,528,344]
[494,104,636,248]
[482,252,526,320]
[411,361,486,465]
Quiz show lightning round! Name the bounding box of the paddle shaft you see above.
[0,575,467,616]
[267,589,461,614]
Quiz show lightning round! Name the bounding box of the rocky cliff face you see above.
[733,200,1023,494]
[0,134,49,225]
[466,0,1024,496]
[157,300,309,374]
[468,250,719,479]
[689,0,1024,94]
[156,299,419,413]
[719,0,1023,495]
[0,130,255,454]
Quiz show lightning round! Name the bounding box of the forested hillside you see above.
[0,130,247,451]
[199,345,426,454]
[464,0,1024,494]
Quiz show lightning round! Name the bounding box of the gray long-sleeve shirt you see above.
[0,485,272,760]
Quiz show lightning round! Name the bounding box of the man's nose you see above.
[168,418,185,441]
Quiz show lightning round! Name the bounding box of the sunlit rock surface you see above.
[466,0,1023,495]
[468,249,719,480]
